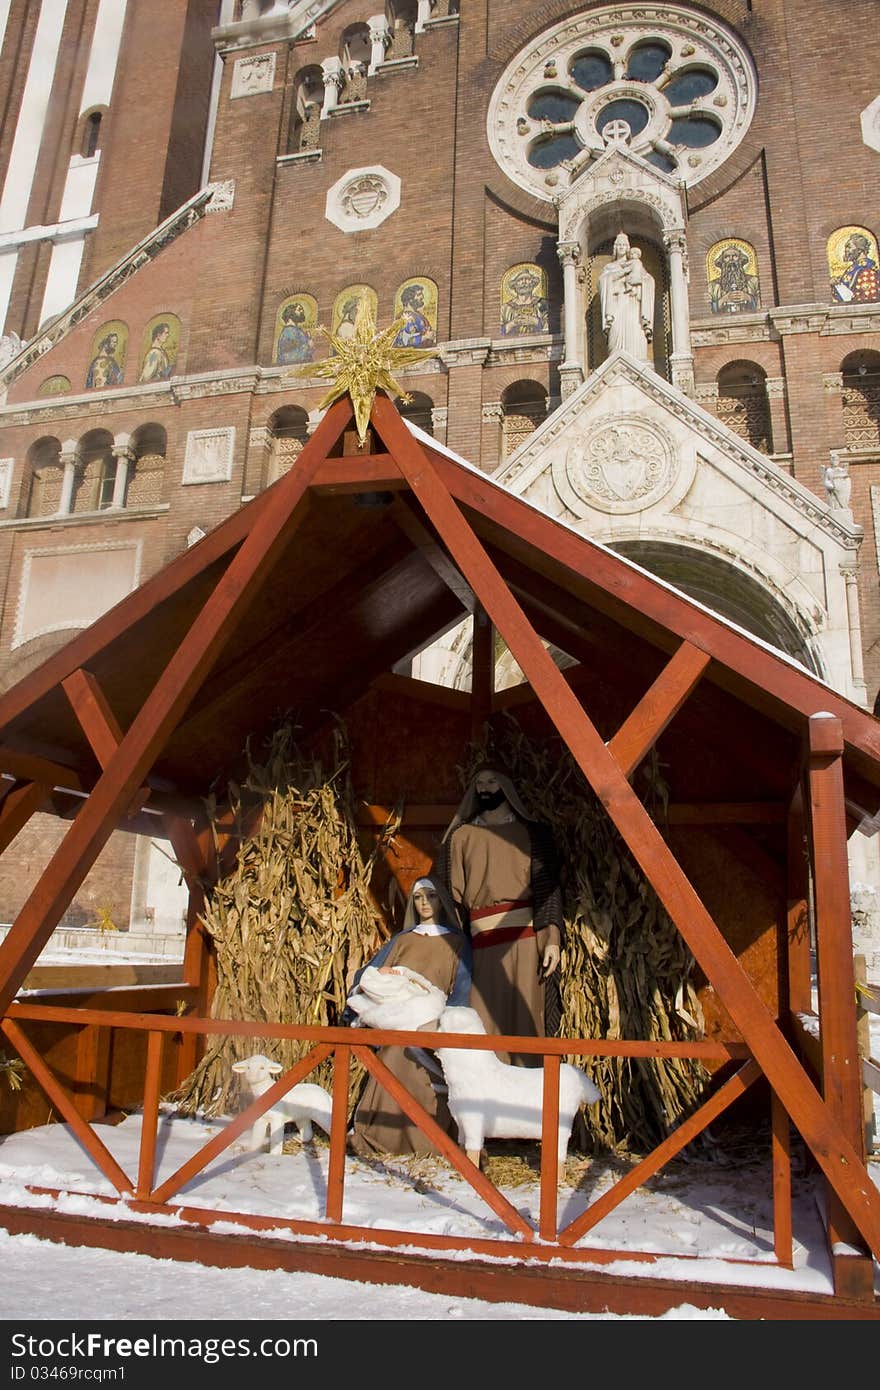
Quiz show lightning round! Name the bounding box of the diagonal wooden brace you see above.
[62,667,151,817]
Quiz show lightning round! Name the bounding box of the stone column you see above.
[431,405,448,445]
[368,15,391,72]
[765,376,790,455]
[694,381,719,414]
[110,441,134,509]
[841,563,868,704]
[58,442,79,516]
[822,371,846,450]
[441,339,491,460]
[416,0,431,31]
[556,240,583,397]
[481,401,504,468]
[246,425,272,493]
[664,229,694,395]
[320,58,343,117]
[306,409,324,435]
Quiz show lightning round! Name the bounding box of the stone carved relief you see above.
[341,174,387,219]
[563,418,676,514]
[182,428,236,485]
[231,52,277,99]
[325,165,400,232]
[860,97,880,153]
[206,180,236,214]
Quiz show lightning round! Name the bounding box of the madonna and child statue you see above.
[598,231,656,363]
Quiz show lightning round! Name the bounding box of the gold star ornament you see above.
[284,299,438,443]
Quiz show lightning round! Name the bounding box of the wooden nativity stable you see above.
[0,391,878,1320]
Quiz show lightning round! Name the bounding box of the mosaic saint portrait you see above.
[138,313,181,383]
[828,226,880,304]
[500,263,550,337]
[331,284,378,344]
[37,375,72,397]
[274,293,318,365]
[392,277,438,348]
[85,320,127,389]
[707,239,761,314]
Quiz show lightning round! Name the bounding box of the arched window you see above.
[26,437,62,518]
[268,406,309,482]
[128,424,167,506]
[289,67,323,152]
[82,111,102,158]
[841,350,880,451]
[398,391,434,436]
[716,361,771,453]
[340,25,371,101]
[501,381,548,459]
[75,430,115,512]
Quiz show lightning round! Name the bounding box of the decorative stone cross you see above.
[603,119,632,144]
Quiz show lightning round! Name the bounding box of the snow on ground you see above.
[0,1105,877,1326]
[1,950,875,1329]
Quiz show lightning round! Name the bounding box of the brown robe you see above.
[447,819,560,1065]
[348,929,467,1159]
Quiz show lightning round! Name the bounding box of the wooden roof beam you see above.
[389,495,476,613]
[172,533,417,744]
[0,780,51,856]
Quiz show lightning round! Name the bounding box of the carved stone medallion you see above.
[564,418,676,513]
[325,165,401,232]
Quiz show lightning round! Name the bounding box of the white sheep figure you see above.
[231,1053,334,1155]
[345,964,447,1031]
[434,1005,600,1168]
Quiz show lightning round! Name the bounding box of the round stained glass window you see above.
[488,4,757,200]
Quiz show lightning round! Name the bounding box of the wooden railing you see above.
[4,998,798,1267]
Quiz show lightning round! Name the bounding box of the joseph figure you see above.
[434,765,563,1065]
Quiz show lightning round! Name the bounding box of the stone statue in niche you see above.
[598,231,655,362]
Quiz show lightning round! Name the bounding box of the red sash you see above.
[469,898,534,950]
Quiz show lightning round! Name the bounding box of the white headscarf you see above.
[402,875,462,934]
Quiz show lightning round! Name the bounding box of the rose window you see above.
[488,5,757,200]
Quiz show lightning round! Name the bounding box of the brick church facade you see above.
[0,0,878,961]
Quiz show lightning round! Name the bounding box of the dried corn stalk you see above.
[463,717,709,1154]
[171,721,396,1119]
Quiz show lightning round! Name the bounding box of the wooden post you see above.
[806,714,873,1299]
[166,816,216,1082]
[137,1031,164,1200]
[470,604,494,741]
[770,1087,793,1268]
[786,784,813,1015]
[73,1023,110,1122]
[539,1053,560,1242]
[326,1045,350,1225]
